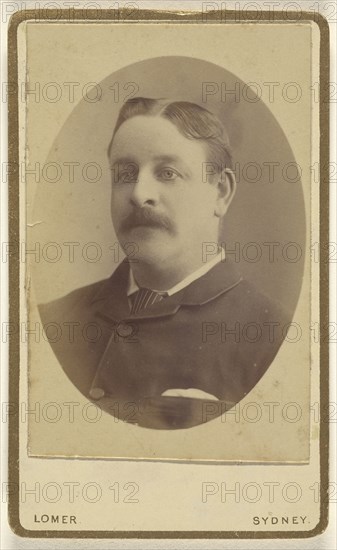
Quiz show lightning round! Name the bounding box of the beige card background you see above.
[17,19,321,532]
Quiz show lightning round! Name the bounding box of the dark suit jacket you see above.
[39,259,290,430]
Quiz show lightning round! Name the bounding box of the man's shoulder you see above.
[38,278,108,323]
[221,276,290,324]
[38,260,129,323]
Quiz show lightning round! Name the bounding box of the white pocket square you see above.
[161,388,219,401]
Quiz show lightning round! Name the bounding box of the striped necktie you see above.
[130,288,167,315]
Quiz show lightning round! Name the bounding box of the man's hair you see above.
[108,97,233,173]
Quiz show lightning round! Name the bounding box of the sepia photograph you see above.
[29,48,308,441]
[6,6,330,539]
[26,22,311,457]
[39,89,303,430]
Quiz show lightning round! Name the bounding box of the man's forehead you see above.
[109,116,208,164]
[111,154,184,165]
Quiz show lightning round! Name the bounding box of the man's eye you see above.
[113,165,138,184]
[158,168,180,181]
[119,170,135,183]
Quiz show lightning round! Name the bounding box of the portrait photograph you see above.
[7,6,329,539]
[21,20,315,462]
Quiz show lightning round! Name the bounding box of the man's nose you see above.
[130,170,159,208]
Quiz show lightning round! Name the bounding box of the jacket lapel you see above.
[90,258,243,322]
[179,259,242,306]
[90,260,130,323]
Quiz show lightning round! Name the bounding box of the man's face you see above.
[109,115,219,264]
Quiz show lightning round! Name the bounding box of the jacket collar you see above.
[91,258,242,322]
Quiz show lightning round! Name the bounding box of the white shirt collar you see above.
[127,248,226,297]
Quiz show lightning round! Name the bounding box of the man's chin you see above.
[119,228,171,261]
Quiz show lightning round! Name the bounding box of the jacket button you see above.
[116,322,134,338]
[89,387,105,400]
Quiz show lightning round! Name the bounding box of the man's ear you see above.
[214,168,237,217]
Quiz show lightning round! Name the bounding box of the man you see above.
[40,97,289,430]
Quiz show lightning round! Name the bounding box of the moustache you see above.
[120,208,174,234]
